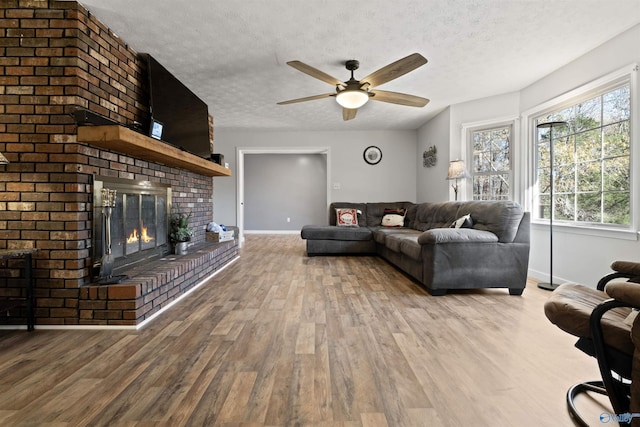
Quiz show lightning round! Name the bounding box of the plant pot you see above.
[174,241,188,255]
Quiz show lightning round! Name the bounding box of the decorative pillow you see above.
[336,208,359,227]
[381,208,406,228]
[450,213,473,229]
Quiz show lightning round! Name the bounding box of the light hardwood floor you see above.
[0,235,613,426]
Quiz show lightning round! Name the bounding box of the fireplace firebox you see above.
[93,177,171,279]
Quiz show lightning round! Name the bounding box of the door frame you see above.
[236,146,331,245]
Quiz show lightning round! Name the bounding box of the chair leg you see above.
[567,380,632,427]
[566,381,607,427]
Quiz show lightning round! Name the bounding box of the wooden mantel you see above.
[77,125,231,177]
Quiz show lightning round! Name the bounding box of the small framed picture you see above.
[363,145,382,165]
[150,120,163,140]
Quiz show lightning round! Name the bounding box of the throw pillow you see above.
[381,207,406,228]
[450,213,473,229]
[336,208,359,227]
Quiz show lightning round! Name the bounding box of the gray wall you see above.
[244,153,327,230]
[213,129,418,227]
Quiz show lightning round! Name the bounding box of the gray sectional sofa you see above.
[301,201,530,296]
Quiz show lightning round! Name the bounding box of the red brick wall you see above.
[0,0,219,326]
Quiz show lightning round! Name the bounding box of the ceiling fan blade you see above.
[370,90,429,107]
[360,53,427,88]
[277,93,334,105]
[342,108,357,121]
[286,61,343,86]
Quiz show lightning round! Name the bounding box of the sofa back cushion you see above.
[365,202,416,227]
[329,202,368,226]
[412,203,456,230]
[413,201,524,243]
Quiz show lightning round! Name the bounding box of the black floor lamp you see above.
[537,121,568,291]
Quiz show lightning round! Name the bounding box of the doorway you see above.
[236,147,331,245]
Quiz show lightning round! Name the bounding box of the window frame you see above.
[460,116,524,206]
[467,123,515,201]
[522,64,638,240]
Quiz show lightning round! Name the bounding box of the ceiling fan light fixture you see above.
[336,89,369,109]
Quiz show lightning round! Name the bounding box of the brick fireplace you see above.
[0,1,237,327]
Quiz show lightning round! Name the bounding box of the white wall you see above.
[449,92,521,202]
[416,92,520,203]
[213,129,418,227]
[520,24,640,286]
[244,153,327,231]
[416,107,450,202]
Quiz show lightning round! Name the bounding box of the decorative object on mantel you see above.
[363,146,382,165]
[170,211,194,255]
[0,152,9,164]
[423,145,437,167]
[446,159,470,201]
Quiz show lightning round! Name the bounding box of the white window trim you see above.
[460,116,520,204]
[521,63,639,241]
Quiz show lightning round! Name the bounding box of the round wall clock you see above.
[363,146,382,165]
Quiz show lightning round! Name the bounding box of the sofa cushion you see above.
[413,201,524,243]
[329,202,368,226]
[450,213,473,229]
[454,201,524,243]
[365,202,415,227]
[301,225,372,241]
[413,202,458,230]
[385,234,404,253]
[336,208,359,227]
[417,228,499,244]
[382,208,406,227]
[373,227,420,245]
[399,236,422,260]
[382,233,422,260]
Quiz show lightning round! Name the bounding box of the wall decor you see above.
[423,145,437,167]
[363,146,382,165]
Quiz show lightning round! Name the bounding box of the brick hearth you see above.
[0,0,234,327]
[80,241,238,327]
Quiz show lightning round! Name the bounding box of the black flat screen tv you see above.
[145,54,211,158]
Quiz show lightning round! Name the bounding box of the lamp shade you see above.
[0,152,8,165]
[447,160,469,180]
[336,89,369,109]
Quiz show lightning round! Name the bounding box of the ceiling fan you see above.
[277,53,429,121]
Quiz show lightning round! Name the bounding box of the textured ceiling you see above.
[76,0,640,131]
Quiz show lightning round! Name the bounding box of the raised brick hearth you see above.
[0,1,235,327]
[80,241,238,326]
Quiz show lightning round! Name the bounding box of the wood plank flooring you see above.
[0,235,612,426]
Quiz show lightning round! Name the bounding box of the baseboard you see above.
[528,268,572,285]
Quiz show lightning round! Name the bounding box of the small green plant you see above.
[169,211,194,242]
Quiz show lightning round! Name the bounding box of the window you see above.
[533,81,631,226]
[470,125,512,200]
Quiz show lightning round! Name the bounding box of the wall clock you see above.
[363,146,382,165]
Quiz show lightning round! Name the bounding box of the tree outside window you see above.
[534,83,631,226]
[471,126,512,200]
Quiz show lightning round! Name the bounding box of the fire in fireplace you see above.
[93,177,171,279]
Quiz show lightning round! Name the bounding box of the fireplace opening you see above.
[93,177,171,279]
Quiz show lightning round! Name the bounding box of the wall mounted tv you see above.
[145,54,212,158]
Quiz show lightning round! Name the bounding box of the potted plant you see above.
[169,211,193,255]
